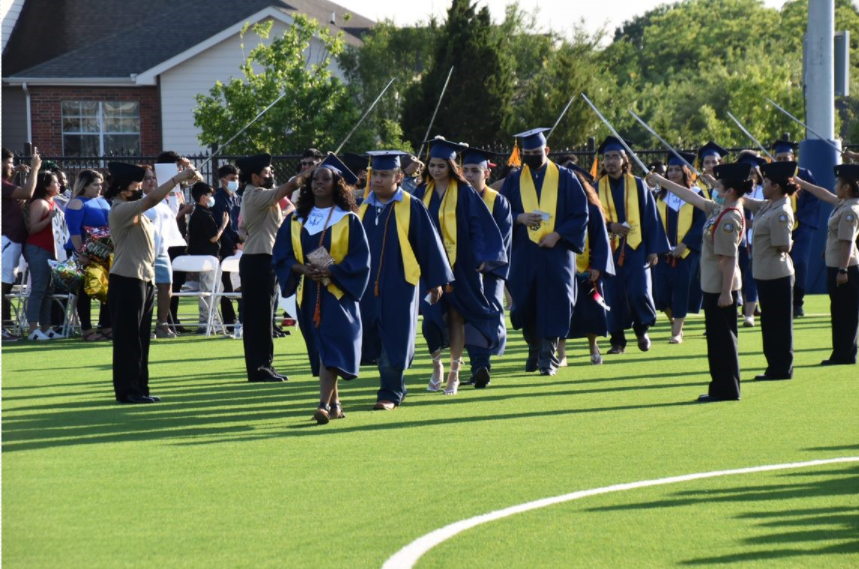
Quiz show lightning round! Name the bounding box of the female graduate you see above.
[413,137,507,396]
[794,165,859,366]
[647,163,752,402]
[741,161,798,380]
[272,156,370,424]
[652,152,706,344]
[735,151,767,327]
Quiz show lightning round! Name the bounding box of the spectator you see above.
[187,181,229,331]
[2,147,41,341]
[65,169,112,341]
[23,171,62,340]
[212,164,241,330]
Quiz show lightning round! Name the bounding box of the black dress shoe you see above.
[118,394,156,404]
[637,334,651,352]
[696,394,739,403]
[539,368,556,376]
[265,367,289,381]
[607,345,625,355]
[820,359,855,366]
[525,359,538,372]
[248,369,285,383]
[146,394,162,402]
[754,374,791,381]
[473,367,491,389]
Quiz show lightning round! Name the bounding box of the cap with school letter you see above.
[567,162,595,185]
[318,154,358,185]
[424,136,467,160]
[366,150,410,171]
[107,162,146,182]
[667,151,696,167]
[713,163,752,181]
[236,153,272,176]
[514,128,551,150]
[760,161,797,180]
[462,147,499,169]
[735,152,767,168]
[697,141,728,160]
[598,135,631,155]
[772,139,798,156]
[834,164,859,180]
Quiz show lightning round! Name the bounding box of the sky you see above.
[333,0,796,39]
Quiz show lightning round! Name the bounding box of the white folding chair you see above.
[206,254,242,337]
[169,255,221,335]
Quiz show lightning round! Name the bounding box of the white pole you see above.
[805,0,835,140]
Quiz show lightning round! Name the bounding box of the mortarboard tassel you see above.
[507,141,521,168]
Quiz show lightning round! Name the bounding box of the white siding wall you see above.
[159,17,346,155]
[1,0,26,53]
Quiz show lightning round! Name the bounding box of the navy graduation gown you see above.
[653,191,706,319]
[500,162,589,338]
[414,182,508,355]
[272,211,370,379]
[569,201,615,339]
[359,189,454,370]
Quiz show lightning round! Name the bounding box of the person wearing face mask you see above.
[105,160,202,403]
[212,164,241,330]
[499,128,589,376]
[187,182,230,332]
[237,153,300,383]
[596,136,669,355]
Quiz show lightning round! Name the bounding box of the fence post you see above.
[209,143,219,186]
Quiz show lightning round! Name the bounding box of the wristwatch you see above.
[838,268,849,275]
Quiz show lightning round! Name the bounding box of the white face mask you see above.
[226,180,239,193]
[206,196,215,208]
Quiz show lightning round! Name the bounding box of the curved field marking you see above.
[383,456,859,569]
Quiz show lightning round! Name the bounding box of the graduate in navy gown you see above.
[595,136,669,354]
[652,152,706,344]
[500,128,589,376]
[557,164,615,366]
[358,151,454,411]
[272,156,370,424]
[771,139,819,317]
[460,147,513,388]
[413,138,507,395]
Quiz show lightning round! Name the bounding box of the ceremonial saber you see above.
[334,77,396,155]
[581,93,649,174]
[199,91,290,169]
[417,66,455,158]
[627,109,701,176]
[765,97,843,153]
[547,94,576,141]
[726,111,774,160]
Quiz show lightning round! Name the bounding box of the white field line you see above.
[382,456,859,569]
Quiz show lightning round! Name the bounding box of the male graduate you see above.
[460,148,513,388]
[500,128,589,376]
[772,139,819,317]
[359,151,454,410]
[596,136,670,354]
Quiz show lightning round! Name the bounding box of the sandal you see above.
[330,402,346,420]
[313,403,331,425]
[444,358,462,396]
[82,330,105,342]
[427,353,444,392]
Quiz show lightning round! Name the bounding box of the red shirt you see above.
[26,199,55,254]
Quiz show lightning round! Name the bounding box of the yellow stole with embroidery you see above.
[519,161,560,244]
[599,173,641,250]
[358,193,421,287]
[291,214,351,305]
[422,180,458,269]
[481,187,498,214]
[790,193,800,230]
[657,197,693,259]
[576,232,591,273]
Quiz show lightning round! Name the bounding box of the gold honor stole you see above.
[790,193,800,230]
[696,180,712,200]
[291,214,351,305]
[599,173,641,250]
[422,180,458,269]
[358,193,421,287]
[519,161,560,244]
[576,232,590,273]
[657,198,693,259]
[482,187,499,214]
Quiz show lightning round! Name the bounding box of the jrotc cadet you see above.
[742,161,798,380]
[647,163,752,402]
[595,136,669,354]
[795,165,859,366]
[772,139,819,317]
[460,147,513,388]
[500,128,589,376]
[358,150,453,410]
[735,151,768,328]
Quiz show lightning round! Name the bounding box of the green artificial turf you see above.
[2,295,857,568]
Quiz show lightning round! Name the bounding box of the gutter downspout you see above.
[22,81,32,149]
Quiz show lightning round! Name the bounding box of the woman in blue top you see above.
[65,169,112,341]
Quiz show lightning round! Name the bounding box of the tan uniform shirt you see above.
[109,197,155,282]
[745,196,794,280]
[700,201,743,294]
[825,198,859,268]
[240,184,284,255]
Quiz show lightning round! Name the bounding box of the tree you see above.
[193,16,363,156]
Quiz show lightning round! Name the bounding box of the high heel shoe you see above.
[444,358,462,396]
[427,353,444,392]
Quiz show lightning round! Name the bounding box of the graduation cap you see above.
[366,150,410,171]
[341,153,367,174]
[713,163,752,182]
[424,137,466,160]
[666,152,696,168]
[514,128,551,150]
[107,162,146,182]
[462,148,498,169]
[236,153,272,176]
[697,141,728,160]
[567,162,595,186]
[736,152,767,168]
[760,161,797,180]
[834,164,859,180]
[771,139,799,156]
[598,135,631,155]
[318,154,358,186]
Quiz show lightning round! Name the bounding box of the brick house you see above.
[1,0,373,157]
